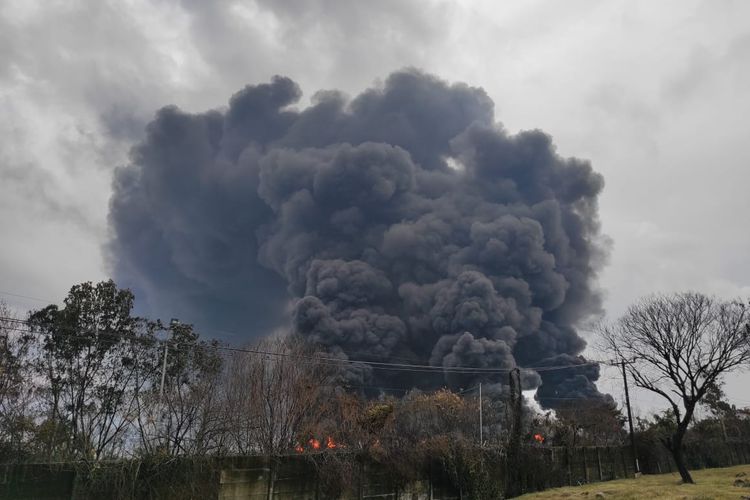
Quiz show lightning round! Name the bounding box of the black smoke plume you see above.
[108,69,608,405]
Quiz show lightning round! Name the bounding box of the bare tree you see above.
[221,349,262,455]
[599,292,749,483]
[134,322,226,457]
[223,336,335,457]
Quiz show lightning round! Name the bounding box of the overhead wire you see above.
[6,317,750,408]
[0,315,619,375]
[0,290,54,303]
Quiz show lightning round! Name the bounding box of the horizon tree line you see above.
[0,279,748,488]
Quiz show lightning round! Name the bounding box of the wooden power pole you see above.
[621,359,640,476]
[506,368,523,497]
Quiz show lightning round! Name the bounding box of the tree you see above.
[698,381,750,442]
[0,301,35,460]
[552,399,626,447]
[310,388,496,498]
[223,335,334,457]
[599,292,749,483]
[27,280,152,460]
[134,320,225,457]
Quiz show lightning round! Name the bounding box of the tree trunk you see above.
[668,428,693,484]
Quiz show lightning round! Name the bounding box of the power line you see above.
[0,290,55,303]
[458,385,481,395]
[1,316,619,376]
[9,317,750,410]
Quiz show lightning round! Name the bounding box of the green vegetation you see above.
[517,465,750,499]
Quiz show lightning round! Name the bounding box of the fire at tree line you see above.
[1,280,749,497]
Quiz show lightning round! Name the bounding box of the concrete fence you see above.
[3,441,750,499]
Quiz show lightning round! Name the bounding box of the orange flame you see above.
[309,438,321,450]
[326,436,337,449]
[294,443,304,454]
[533,433,544,443]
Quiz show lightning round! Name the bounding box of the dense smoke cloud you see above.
[108,69,608,404]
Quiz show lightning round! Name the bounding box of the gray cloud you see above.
[663,32,750,104]
[3,0,750,411]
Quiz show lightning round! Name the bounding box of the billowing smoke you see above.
[108,69,608,404]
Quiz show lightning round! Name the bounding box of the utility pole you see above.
[505,368,523,497]
[159,342,168,404]
[621,359,640,476]
[479,382,483,446]
[720,417,728,443]
[159,318,179,405]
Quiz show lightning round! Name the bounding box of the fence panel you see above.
[3,442,750,499]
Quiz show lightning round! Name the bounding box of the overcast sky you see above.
[1,0,749,415]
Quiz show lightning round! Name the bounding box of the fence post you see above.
[582,447,589,483]
[357,459,365,500]
[547,446,560,488]
[566,447,572,486]
[266,459,275,500]
[596,447,603,481]
[428,462,434,500]
[620,447,628,478]
[607,446,620,479]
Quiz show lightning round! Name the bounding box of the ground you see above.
[516,465,750,500]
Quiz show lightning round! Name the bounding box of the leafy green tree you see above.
[697,381,750,442]
[27,280,155,460]
[552,399,626,447]
[0,301,35,460]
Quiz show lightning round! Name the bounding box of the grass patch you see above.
[516,465,750,499]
